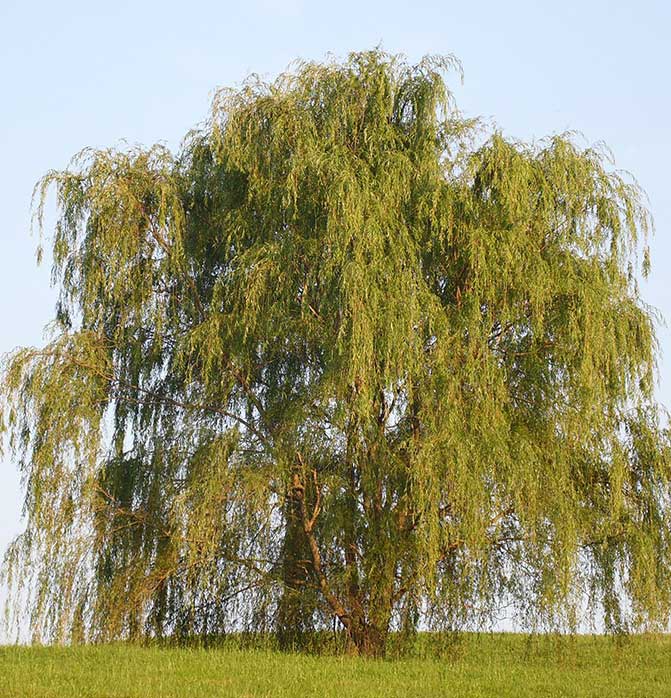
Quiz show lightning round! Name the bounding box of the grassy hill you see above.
[1,633,670,697]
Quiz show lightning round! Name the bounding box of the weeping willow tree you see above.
[2,50,670,656]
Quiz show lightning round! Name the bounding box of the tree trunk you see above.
[276,483,314,650]
[349,616,389,658]
[346,569,394,657]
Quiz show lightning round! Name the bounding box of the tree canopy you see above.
[2,50,670,656]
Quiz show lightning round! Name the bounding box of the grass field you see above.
[1,633,670,697]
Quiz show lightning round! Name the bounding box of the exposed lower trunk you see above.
[276,484,315,649]
[348,616,389,657]
[280,459,395,658]
[345,571,394,657]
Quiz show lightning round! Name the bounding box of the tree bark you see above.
[276,477,315,650]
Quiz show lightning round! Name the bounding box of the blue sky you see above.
[1,0,669,628]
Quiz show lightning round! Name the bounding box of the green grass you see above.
[1,633,670,697]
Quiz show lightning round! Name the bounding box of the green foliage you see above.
[2,50,670,654]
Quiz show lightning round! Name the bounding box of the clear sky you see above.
[1,0,669,633]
